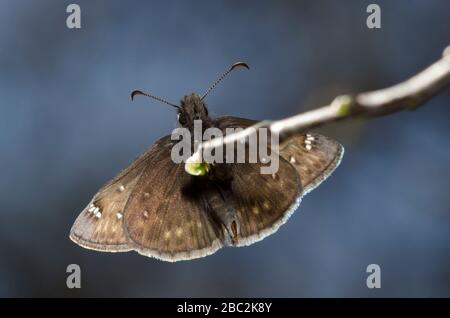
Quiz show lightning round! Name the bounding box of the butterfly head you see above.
[130,61,249,129]
[177,93,209,128]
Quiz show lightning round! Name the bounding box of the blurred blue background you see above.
[0,0,449,297]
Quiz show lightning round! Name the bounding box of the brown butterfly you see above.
[70,62,344,262]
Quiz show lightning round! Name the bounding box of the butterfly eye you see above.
[177,112,187,125]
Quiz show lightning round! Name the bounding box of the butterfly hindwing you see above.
[212,116,305,245]
[123,139,225,262]
[227,159,302,246]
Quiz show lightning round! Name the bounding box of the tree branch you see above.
[185,46,450,173]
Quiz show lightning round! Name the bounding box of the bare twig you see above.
[186,46,450,172]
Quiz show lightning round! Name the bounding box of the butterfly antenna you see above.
[201,62,249,100]
[130,90,180,109]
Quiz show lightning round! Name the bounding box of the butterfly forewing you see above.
[69,136,172,252]
[277,133,344,194]
[216,116,344,192]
